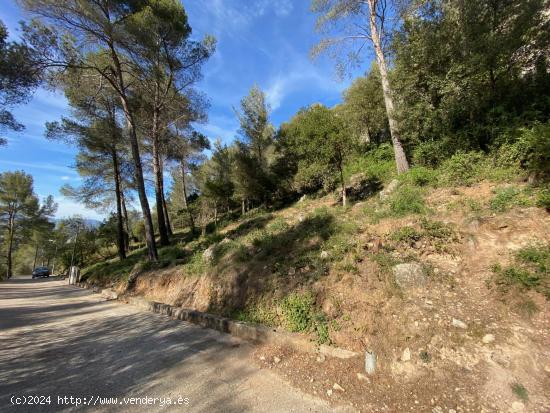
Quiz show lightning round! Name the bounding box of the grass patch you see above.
[489,186,533,212]
[387,185,427,217]
[511,382,528,401]
[491,243,550,300]
[390,226,422,244]
[279,292,330,344]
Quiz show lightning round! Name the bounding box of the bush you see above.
[412,140,453,167]
[390,226,422,243]
[388,186,427,216]
[399,166,438,187]
[536,187,550,211]
[519,122,550,179]
[489,187,532,212]
[439,151,485,186]
[344,143,395,183]
[280,292,315,332]
[491,243,550,300]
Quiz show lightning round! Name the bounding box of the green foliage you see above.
[280,292,315,332]
[420,218,454,239]
[388,186,427,216]
[344,143,395,184]
[517,122,550,179]
[491,243,550,300]
[279,104,356,198]
[390,226,421,243]
[279,291,330,343]
[489,187,532,212]
[0,20,40,135]
[234,303,277,326]
[439,152,485,186]
[511,383,529,402]
[398,166,438,187]
[536,188,550,211]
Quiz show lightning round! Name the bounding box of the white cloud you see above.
[54,197,105,220]
[61,176,70,181]
[0,160,74,174]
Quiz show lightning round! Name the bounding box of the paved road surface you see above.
[0,276,352,412]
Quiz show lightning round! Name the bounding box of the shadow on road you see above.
[0,278,262,412]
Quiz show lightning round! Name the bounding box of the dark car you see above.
[32,266,50,279]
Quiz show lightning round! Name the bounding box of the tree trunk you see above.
[121,190,130,251]
[33,243,39,270]
[214,203,218,229]
[151,107,169,246]
[367,0,409,174]
[109,44,158,261]
[112,149,126,260]
[181,164,195,235]
[162,192,173,237]
[6,215,15,279]
[339,162,347,207]
[159,157,173,237]
[242,198,245,216]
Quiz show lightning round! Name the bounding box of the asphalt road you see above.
[0,276,352,413]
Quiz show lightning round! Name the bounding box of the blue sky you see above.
[0,0,368,219]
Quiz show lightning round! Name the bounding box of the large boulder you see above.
[393,262,427,289]
[202,244,216,263]
[379,179,399,201]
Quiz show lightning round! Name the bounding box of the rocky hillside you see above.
[83,179,550,412]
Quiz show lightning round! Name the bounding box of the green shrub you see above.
[345,143,395,183]
[511,382,529,401]
[439,151,485,186]
[235,303,277,326]
[420,218,454,239]
[399,166,438,187]
[489,187,532,212]
[412,140,453,167]
[390,226,422,243]
[491,243,550,299]
[536,188,550,211]
[519,121,550,179]
[388,186,427,216]
[280,292,315,332]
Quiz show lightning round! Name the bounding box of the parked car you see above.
[32,267,50,279]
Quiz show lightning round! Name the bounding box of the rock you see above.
[482,334,495,344]
[316,354,326,363]
[393,263,427,289]
[273,356,281,364]
[510,401,525,412]
[379,179,399,201]
[356,373,370,382]
[298,214,305,222]
[432,407,443,413]
[298,194,307,203]
[259,355,266,361]
[202,245,216,263]
[452,318,468,329]
[288,267,296,276]
[326,389,333,397]
[319,345,359,359]
[402,347,411,362]
[345,173,381,201]
[333,383,345,392]
[365,350,377,375]
[320,250,329,260]
[219,237,231,245]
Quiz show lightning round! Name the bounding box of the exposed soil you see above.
[105,182,550,412]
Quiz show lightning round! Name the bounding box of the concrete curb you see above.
[74,282,359,359]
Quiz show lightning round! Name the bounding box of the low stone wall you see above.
[74,282,359,359]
